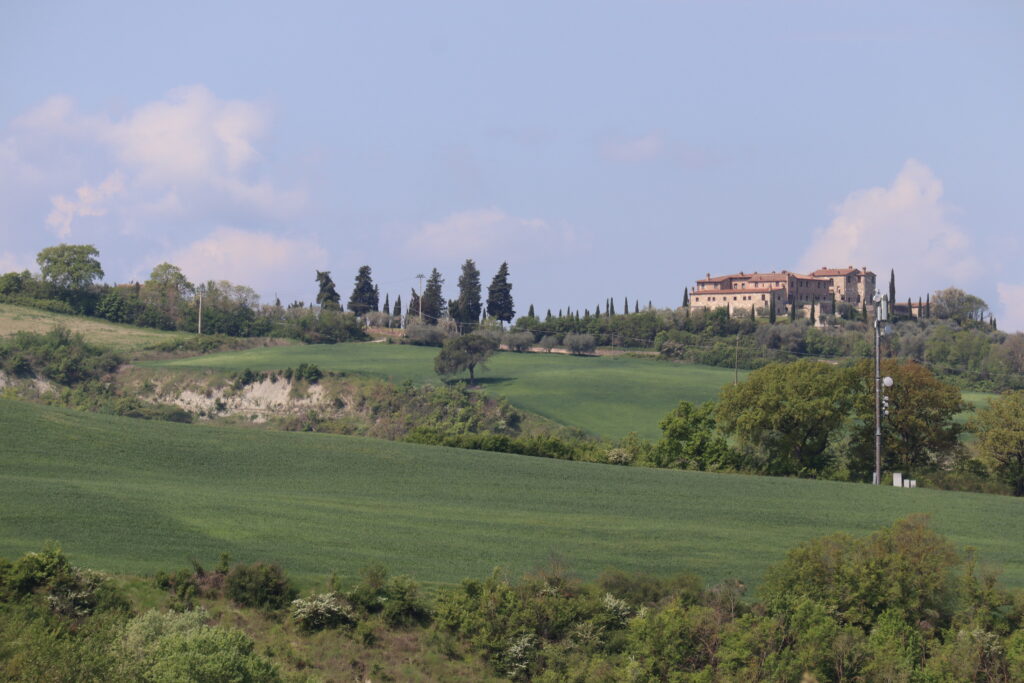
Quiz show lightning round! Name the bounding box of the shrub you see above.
[225,563,297,610]
[504,331,535,352]
[538,335,559,352]
[563,333,596,355]
[290,593,357,631]
[403,324,449,347]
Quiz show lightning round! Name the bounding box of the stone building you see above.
[689,266,875,318]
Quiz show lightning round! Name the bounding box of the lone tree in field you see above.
[347,266,378,315]
[486,262,515,325]
[434,333,499,382]
[452,259,482,333]
[315,270,341,310]
[970,390,1024,496]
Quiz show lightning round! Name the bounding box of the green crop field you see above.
[2,399,1021,591]
[0,302,187,352]
[145,343,740,439]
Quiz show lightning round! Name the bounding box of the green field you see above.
[0,302,187,352]
[145,343,741,439]
[2,399,1022,591]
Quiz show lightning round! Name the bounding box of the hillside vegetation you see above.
[0,302,186,352]
[145,343,741,439]
[2,399,1022,590]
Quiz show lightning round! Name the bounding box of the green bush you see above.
[225,563,296,610]
[291,593,357,631]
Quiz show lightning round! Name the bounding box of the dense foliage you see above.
[4,519,1024,680]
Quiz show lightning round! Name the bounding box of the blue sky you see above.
[2,1,1022,328]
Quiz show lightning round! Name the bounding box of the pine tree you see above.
[347,266,377,315]
[453,259,482,332]
[315,270,341,310]
[528,303,535,318]
[421,268,446,324]
[486,262,515,325]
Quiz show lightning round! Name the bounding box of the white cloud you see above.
[2,86,306,241]
[46,171,125,237]
[997,283,1024,334]
[602,133,666,163]
[167,227,328,296]
[799,159,979,293]
[405,208,576,260]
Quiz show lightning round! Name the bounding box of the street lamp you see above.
[872,292,890,484]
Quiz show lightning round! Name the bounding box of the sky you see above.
[2,1,1022,329]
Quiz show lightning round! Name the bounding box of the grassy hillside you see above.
[0,302,187,352]
[2,399,1021,590]
[145,343,740,439]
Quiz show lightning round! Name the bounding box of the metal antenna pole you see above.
[874,315,881,485]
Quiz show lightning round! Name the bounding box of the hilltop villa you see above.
[689,266,876,317]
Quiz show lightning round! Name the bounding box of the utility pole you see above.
[197,289,203,336]
[873,292,889,484]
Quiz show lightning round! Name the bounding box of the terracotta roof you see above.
[692,287,781,295]
[811,267,859,276]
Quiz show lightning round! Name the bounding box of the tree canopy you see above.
[434,333,498,381]
[486,262,514,324]
[36,244,104,291]
[451,259,482,332]
[316,270,341,310]
[420,268,446,324]
[931,287,989,324]
[716,359,855,476]
[970,390,1024,496]
[347,266,378,315]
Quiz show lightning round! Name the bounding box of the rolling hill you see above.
[2,399,1021,590]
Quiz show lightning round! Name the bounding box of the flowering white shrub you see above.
[290,593,356,631]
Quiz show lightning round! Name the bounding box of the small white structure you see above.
[893,472,903,487]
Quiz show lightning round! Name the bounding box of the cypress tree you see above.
[750,304,755,321]
[383,293,390,316]
[528,303,535,318]
[408,289,420,322]
[889,269,896,316]
[635,300,639,313]
[908,297,913,318]
[347,265,378,315]
[810,302,816,324]
[926,293,931,318]
[315,270,341,310]
[918,297,922,319]
[546,309,552,321]
[394,295,402,325]
[558,309,563,318]
[683,287,689,307]
[769,296,776,324]
[648,300,652,310]
[789,301,797,322]
[584,308,590,318]
[421,268,446,324]
[610,298,616,316]
[861,300,867,322]
[454,259,482,332]
[486,262,515,325]
[624,297,629,315]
